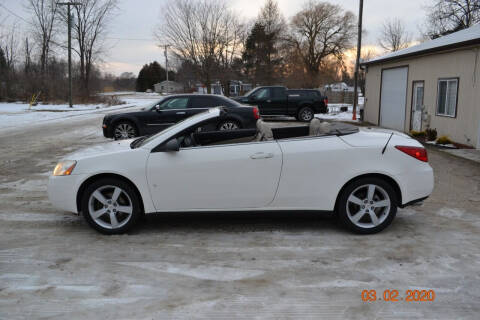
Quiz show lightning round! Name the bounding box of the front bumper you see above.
[48,174,86,214]
[102,125,111,138]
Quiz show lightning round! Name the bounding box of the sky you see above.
[1,0,434,76]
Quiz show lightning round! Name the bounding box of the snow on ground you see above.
[0,92,163,132]
[315,103,360,122]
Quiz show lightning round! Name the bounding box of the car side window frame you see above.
[189,96,217,109]
[160,97,190,110]
[152,118,264,152]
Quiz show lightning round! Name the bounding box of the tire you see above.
[113,121,138,140]
[297,106,315,122]
[81,178,142,234]
[217,119,241,131]
[337,177,398,234]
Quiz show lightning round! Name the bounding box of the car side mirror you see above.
[164,138,180,152]
[155,105,161,112]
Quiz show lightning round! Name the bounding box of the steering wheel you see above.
[181,132,197,148]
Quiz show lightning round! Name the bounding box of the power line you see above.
[106,36,155,41]
[0,3,31,25]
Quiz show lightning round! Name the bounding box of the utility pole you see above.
[58,2,81,108]
[163,44,170,95]
[352,0,364,121]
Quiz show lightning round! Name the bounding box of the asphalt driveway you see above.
[0,112,479,319]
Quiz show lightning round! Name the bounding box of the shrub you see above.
[410,130,426,138]
[425,128,437,141]
[436,135,453,145]
[98,95,126,106]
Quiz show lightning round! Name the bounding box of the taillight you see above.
[323,97,328,106]
[253,106,260,120]
[395,146,428,162]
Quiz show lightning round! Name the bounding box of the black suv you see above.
[103,94,260,139]
[234,86,328,122]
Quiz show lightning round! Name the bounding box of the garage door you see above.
[380,67,408,131]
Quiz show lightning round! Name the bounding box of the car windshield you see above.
[147,98,166,110]
[135,110,215,148]
[243,88,258,97]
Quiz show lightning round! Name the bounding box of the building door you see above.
[379,67,408,131]
[411,81,424,131]
[477,119,480,149]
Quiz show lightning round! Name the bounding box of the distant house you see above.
[154,80,183,94]
[362,24,480,148]
[324,82,351,92]
[195,82,224,95]
[229,81,253,96]
[323,82,362,104]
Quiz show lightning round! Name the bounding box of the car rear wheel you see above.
[81,178,142,234]
[297,107,314,122]
[218,120,240,131]
[113,121,138,140]
[337,177,397,234]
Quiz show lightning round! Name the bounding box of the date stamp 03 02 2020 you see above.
[361,289,436,302]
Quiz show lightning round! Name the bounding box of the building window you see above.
[436,78,458,117]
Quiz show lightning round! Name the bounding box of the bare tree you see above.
[425,0,480,39]
[289,1,356,87]
[157,0,244,93]
[62,0,118,95]
[378,18,411,52]
[216,13,246,95]
[26,0,58,73]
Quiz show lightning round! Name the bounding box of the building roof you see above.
[363,24,480,65]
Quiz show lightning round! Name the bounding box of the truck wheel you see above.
[297,107,314,122]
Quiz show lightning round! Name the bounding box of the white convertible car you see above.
[48,108,434,234]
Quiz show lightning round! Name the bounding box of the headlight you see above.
[53,160,77,176]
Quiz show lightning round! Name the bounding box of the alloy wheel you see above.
[300,109,313,121]
[114,123,136,139]
[88,185,133,230]
[346,184,391,229]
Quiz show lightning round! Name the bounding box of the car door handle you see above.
[176,111,186,115]
[266,99,271,103]
[250,152,274,159]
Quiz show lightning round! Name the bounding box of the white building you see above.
[154,81,183,94]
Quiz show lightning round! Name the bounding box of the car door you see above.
[251,88,273,115]
[187,96,217,117]
[146,140,283,210]
[269,87,288,115]
[146,97,191,133]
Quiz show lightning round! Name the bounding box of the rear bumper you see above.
[395,165,434,206]
[399,196,429,208]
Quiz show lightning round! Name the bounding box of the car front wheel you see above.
[113,121,138,140]
[337,178,397,234]
[81,178,142,234]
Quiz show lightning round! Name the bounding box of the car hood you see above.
[63,139,135,161]
[104,110,149,121]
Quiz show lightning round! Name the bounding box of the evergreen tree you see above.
[135,61,175,92]
[242,23,269,85]
[0,48,8,100]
